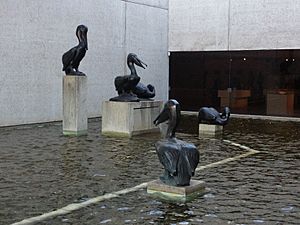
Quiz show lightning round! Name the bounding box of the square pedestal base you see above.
[63,75,88,136]
[63,130,87,136]
[147,179,205,203]
[102,100,163,137]
[199,124,223,136]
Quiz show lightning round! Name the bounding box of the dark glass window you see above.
[169,50,300,117]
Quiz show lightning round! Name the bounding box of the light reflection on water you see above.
[0,117,299,224]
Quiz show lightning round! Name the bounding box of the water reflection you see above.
[147,203,193,224]
[60,137,89,181]
[0,118,299,224]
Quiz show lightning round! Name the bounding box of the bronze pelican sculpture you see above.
[198,107,230,126]
[153,100,199,186]
[110,53,156,101]
[62,25,88,75]
[110,53,145,102]
[133,83,155,100]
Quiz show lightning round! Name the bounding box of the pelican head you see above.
[127,53,147,69]
[219,106,230,125]
[221,107,230,119]
[76,24,88,50]
[154,99,181,139]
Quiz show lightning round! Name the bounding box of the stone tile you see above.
[147,179,205,202]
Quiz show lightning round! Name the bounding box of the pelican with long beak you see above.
[153,100,200,186]
[154,99,181,139]
[127,53,147,74]
[110,53,148,102]
[62,25,88,75]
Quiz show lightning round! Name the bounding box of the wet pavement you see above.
[0,117,299,224]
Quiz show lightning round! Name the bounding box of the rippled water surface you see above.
[0,117,299,224]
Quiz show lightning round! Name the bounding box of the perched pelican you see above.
[62,25,88,75]
[110,53,147,102]
[198,107,230,126]
[154,100,199,186]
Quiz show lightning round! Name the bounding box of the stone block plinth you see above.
[63,75,87,135]
[199,123,223,136]
[102,100,163,137]
[147,179,205,203]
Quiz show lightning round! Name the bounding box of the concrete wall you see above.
[169,0,300,51]
[0,0,169,126]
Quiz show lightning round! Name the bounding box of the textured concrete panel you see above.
[102,100,162,137]
[229,0,300,50]
[125,2,169,101]
[0,0,126,126]
[169,0,300,52]
[169,0,230,51]
[81,1,126,119]
[122,0,168,9]
[0,0,168,126]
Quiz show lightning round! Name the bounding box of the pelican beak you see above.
[153,107,169,126]
[85,38,88,50]
[134,56,147,69]
[81,31,88,50]
[78,25,88,50]
[221,107,230,118]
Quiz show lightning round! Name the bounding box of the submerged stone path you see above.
[12,140,259,225]
[196,139,259,172]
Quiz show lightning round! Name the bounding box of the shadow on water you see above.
[0,117,299,224]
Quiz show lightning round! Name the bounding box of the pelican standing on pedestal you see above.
[62,25,88,75]
[154,100,199,186]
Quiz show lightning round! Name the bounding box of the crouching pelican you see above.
[198,107,230,126]
[153,100,199,186]
[110,53,146,101]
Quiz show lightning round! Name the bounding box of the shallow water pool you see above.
[0,117,299,224]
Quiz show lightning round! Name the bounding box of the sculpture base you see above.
[102,100,163,137]
[65,72,86,76]
[109,93,139,102]
[63,130,87,136]
[147,179,205,203]
[138,98,154,102]
[63,75,88,136]
[199,124,223,136]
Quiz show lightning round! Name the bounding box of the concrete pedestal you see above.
[102,100,163,137]
[63,75,87,135]
[147,179,205,203]
[199,123,223,136]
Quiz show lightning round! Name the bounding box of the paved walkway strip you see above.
[196,139,260,172]
[12,140,259,225]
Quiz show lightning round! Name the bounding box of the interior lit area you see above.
[170,50,300,117]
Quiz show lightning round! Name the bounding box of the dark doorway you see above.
[169,50,300,117]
